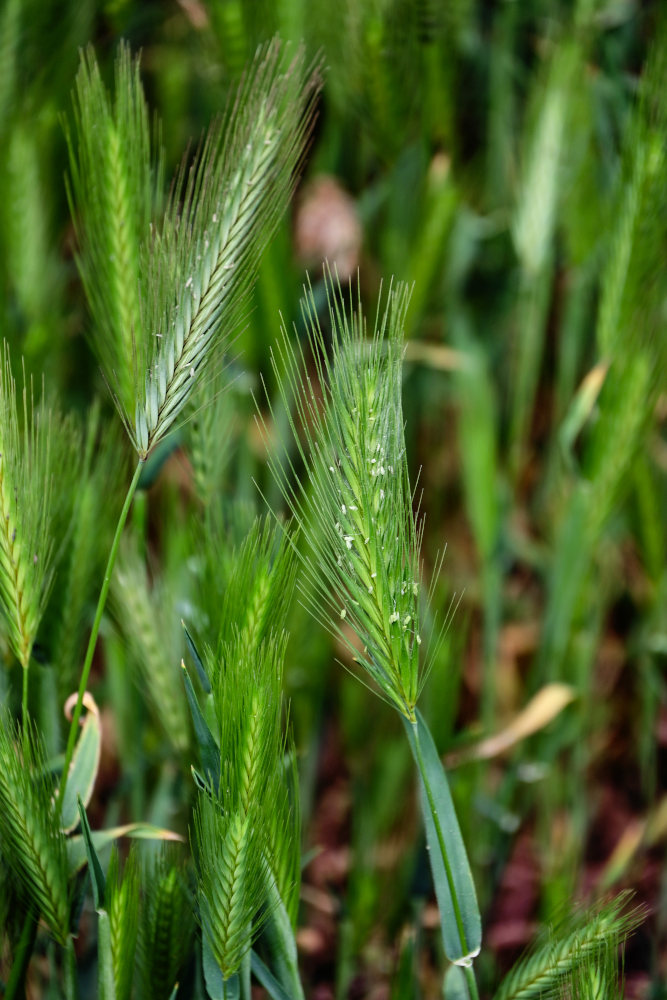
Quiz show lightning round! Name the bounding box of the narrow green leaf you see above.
[390,922,419,1000]
[239,948,251,1000]
[59,694,102,833]
[250,952,294,1000]
[67,822,184,876]
[3,908,38,1000]
[64,938,77,1000]
[202,932,224,1000]
[191,766,211,796]
[402,710,481,964]
[182,661,220,786]
[77,797,106,910]
[261,866,304,1000]
[183,619,211,693]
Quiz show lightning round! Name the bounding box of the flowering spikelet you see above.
[0,345,79,671]
[266,272,425,720]
[0,716,70,943]
[107,848,140,1000]
[192,632,291,979]
[65,43,162,422]
[113,541,190,752]
[138,850,194,1000]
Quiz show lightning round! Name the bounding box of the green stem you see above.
[55,459,144,821]
[222,974,240,999]
[411,721,480,1000]
[464,965,480,1000]
[64,937,79,1000]
[4,906,38,999]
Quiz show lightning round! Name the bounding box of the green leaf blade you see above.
[403,710,481,965]
[59,695,101,833]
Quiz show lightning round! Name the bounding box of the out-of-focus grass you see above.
[0,0,665,995]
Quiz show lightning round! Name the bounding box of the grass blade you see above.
[250,951,293,1000]
[403,710,481,967]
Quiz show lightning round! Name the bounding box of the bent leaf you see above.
[250,952,293,1000]
[182,661,220,787]
[77,797,106,909]
[59,691,102,833]
[183,619,211,692]
[67,822,184,876]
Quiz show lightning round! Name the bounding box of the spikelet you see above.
[266,272,424,719]
[0,345,78,671]
[0,716,70,943]
[112,541,190,752]
[493,893,643,1000]
[137,850,194,1000]
[213,516,297,669]
[65,42,162,422]
[107,848,140,1000]
[193,632,294,980]
[133,42,320,458]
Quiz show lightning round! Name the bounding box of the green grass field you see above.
[0,1,665,997]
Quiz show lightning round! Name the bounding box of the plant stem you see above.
[222,974,240,999]
[4,906,38,1000]
[464,965,480,1000]
[64,937,79,1000]
[55,459,144,821]
[411,721,480,1000]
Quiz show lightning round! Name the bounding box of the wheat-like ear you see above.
[192,630,293,980]
[137,850,194,1000]
[65,42,163,422]
[194,795,265,981]
[213,516,297,666]
[492,893,644,1000]
[265,270,424,719]
[133,41,320,458]
[0,715,70,944]
[106,847,140,1000]
[112,538,190,753]
[0,344,79,675]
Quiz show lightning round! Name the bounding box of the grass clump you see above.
[0,5,661,997]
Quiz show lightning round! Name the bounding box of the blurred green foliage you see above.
[0,0,665,995]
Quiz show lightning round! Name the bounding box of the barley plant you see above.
[0,1,664,998]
